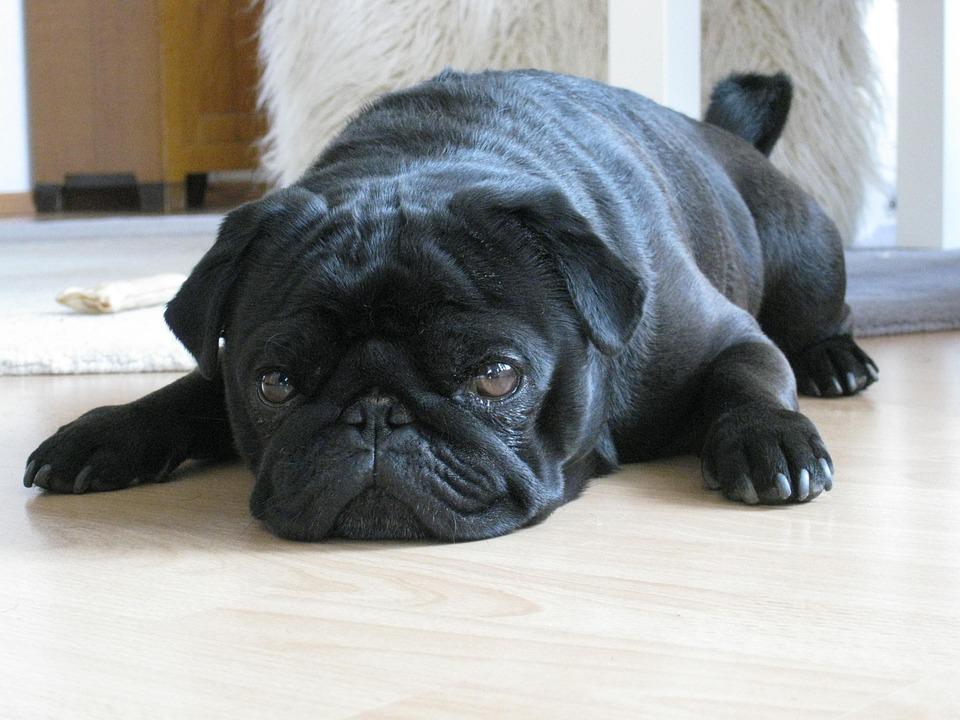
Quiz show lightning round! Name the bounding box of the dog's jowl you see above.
[24,69,878,541]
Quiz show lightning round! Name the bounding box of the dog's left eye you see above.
[258,370,296,405]
[465,362,521,399]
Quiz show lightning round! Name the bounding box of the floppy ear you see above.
[165,186,327,378]
[451,183,644,355]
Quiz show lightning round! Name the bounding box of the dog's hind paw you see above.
[791,334,878,397]
[701,403,834,505]
[23,405,182,494]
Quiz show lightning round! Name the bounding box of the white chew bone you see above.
[56,274,187,314]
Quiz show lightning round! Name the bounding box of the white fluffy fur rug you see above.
[701,0,882,244]
[256,0,606,186]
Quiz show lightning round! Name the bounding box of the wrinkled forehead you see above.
[236,198,546,335]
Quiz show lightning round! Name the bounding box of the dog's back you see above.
[306,69,768,303]
[306,67,848,365]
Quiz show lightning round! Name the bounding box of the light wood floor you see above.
[2,332,959,718]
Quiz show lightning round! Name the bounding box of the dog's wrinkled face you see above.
[165,182,643,541]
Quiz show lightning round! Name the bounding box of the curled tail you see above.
[704,72,792,156]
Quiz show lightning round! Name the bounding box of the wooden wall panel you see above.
[26,0,163,183]
[26,0,263,201]
[159,0,265,181]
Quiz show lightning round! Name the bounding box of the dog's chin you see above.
[254,486,430,541]
[329,487,430,540]
[254,484,529,543]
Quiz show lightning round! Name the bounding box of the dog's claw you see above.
[737,476,759,505]
[818,459,833,491]
[865,362,879,382]
[818,458,832,479]
[845,371,858,393]
[73,465,93,494]
[797,468,810,500]
[774,473,792,500]
[23,460,36,488]
[33,464,53,489]
[797,468,813,498]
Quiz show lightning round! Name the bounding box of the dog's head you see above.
[165,180,643,541]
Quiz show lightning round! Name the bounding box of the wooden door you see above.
[159,0,265,189]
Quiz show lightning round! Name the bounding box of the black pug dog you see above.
[24,69,877,541]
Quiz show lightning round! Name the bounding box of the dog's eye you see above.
[466,362,520,399]
[258,370,296,405]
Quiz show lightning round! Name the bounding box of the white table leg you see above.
[607,0,701,118]
[897,0,959,249]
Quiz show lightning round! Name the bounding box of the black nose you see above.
[339,390,414,432]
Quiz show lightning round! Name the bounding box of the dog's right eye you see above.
[258,370,296,406]
[465,362,521,400]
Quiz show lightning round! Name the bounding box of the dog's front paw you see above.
[792,334,878,397]
[23,405,182,494]
[701,404,834,505]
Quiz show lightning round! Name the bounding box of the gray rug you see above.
[847,249,960,337]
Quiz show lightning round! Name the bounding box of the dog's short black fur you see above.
[24,70,877,541]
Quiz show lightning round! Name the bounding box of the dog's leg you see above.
[23,371,235,493]
[765,269,878,398]
[754,201,878,397]
[696,340,834,505]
